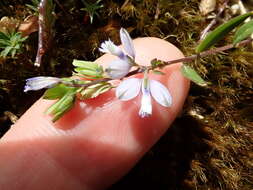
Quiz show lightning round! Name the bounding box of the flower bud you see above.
[105,59,131,79]
[99,39,125,59]
[24,76,61,92]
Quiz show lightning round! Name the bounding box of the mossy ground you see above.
[0,0,252,189]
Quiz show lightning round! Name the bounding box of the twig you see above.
[35,0,54,67]
[200,0,229,40]
[63,38,253,88]
[162,38,252,65]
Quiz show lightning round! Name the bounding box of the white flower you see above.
[24,76,61,92]
[99,28,136,79]
[116,77,172,118]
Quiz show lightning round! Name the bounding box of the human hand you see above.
[0,37,189,190]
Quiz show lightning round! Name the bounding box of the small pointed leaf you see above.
[151,59,164,68]
[181,65,207,86]
[233,19,253,45]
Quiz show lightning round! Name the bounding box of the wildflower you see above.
[24,76,61,92]
[116,75,172,118]
[99,28,135,79]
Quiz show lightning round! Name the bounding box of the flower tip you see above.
[99,39,124,58]
[23,85,30,92]
[138,110,151,118]
[24,76,60,92]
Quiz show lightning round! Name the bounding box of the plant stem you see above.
[161,38,252,66]
[63,38,253,88]
[35,0,54,67]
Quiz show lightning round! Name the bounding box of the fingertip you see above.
[0,37,190,190]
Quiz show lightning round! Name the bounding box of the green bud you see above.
[72,59,104,79]
[80,82,112,99]
[46,92,76,122]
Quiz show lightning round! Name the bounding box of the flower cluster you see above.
[99,28,135,79]
[24,28,172,120]
[99,28,172,118]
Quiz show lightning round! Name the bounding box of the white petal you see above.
[120,28,136,59]
[106,59,131,79]
[150,80,172,107]
[99,39,124,58]
[139,80,152,118]
[116,78,141,101]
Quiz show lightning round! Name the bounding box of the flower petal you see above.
[139,79,152,118]
[150,79,172,107]
[116,78,141,101]
[120,28,136,59]
[99,39,125,58]
[106,59,131,79]
[24,77,60,92]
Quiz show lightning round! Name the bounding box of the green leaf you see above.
[196,12,253,53]
[233,19,253,45]
[43,84,73,100]
[0,32,9,41]
[181,65,207,86]
[1,46,12,57]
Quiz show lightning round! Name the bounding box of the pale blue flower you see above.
[116,77,172,118]
[99,39,125,59]
[24,76,61,92]
[105,59,132,79]
[99,28,135,79]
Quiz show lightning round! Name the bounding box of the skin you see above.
[0,37,190,190]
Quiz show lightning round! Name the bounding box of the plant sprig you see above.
[24,12,253,121]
